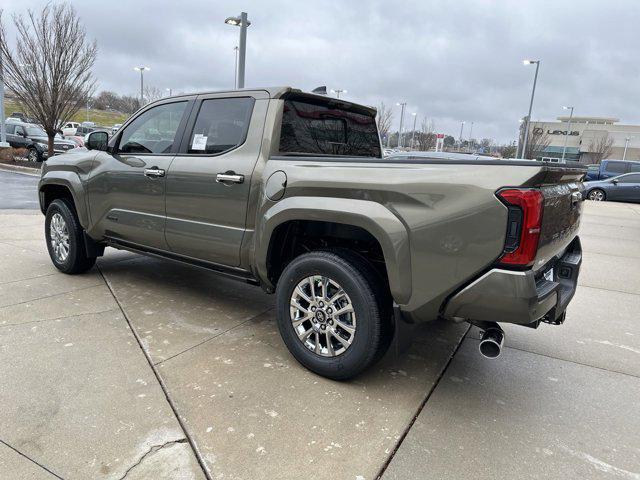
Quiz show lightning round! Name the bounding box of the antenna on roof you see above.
[311,86,327,95]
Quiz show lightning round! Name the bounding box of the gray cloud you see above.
[3,0,639,142]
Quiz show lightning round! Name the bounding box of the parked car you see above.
[61,121,80,136]
[38,87,586,379]
[111,123,123,134]
[584,173,640,202]
[3,124,46,162]
[7,122,76,161]
[584,159,640,181]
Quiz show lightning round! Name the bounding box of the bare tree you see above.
[0,4,97,156]
[143,85,163,104]
[523,127,551,159]
[414,117,436,151]
[376,102,393,144]
[588,133,614,164]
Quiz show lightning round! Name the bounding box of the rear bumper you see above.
[442,237,582,326]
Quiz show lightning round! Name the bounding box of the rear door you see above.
[86,99,193,249]
[165,91,269,266]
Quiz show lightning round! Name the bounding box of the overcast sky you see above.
[3,0,639,142]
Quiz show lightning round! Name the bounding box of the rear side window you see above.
[6,124,15,134]
[279,98,381,157]
[606,161,627,174]
[187,97,254,155]
[630,163,640,172]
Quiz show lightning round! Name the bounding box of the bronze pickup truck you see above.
[38,87,585,379]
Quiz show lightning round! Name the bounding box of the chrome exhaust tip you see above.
[479,327,504,359]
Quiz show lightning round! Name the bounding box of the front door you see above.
[165,93,268,266]
[86,100,192,250]
[614,173,640,202]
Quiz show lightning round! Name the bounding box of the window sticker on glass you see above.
[192,134,207,151]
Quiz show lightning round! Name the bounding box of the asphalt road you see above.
[0,170,39,210]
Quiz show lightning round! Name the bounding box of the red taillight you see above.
[496,189,544,267]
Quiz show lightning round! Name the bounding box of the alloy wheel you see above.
[50,213,70,262]
[289,275,356,357]
[589,190,605,201]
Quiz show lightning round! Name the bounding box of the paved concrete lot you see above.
[1,170,639,479]
[0,169,40,210]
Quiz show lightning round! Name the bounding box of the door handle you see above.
[216,172,244,184]
[144,167,165,178]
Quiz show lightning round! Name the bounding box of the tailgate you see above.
[530,163,586,272]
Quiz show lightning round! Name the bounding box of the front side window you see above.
[187,97,254,154]
[119,102,187,154]
[618,174,640,184]
[279,97,381,157]
[26,126,46,136]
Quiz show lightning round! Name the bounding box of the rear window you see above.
[278,97,381,157]
[606,161,627,174]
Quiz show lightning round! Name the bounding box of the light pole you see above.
[396,102,407,148]
[623,137,631,161]
[166,88,173,97]
[0,65,8,148]
[520,59,541,158]
[459,121,465,150]
[233,46,239,89]
[468,121,474,151]
[225,12,251,89]
[134,66,150,106]
[561,105,574,162]
[331,89,347,99]
[410,113,417,150]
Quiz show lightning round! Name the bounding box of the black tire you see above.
[27,147,40,163]
[275,250,391,380]
[45,198,96,274]
[588,188,606,201]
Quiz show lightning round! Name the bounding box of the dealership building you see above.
[523,116,640,163]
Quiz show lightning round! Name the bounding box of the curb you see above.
[0,163,41,177]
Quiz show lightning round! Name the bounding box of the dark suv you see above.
[6,122,76,161]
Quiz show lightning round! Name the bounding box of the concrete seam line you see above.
[0,282,105,310]
[97,265,214,480]
[0,272,56,286]
[0,439,65,479]
[154,306,275,367]
[0,307,119,330]
[374,324,471,480]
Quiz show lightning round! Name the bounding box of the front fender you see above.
[255,196,412,304]
[39,172,90,228]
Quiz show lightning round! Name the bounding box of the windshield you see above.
[26,125,46,136]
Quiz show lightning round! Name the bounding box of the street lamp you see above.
[331,89,347,99]
[166,88,173,97]
[225,12,251,89]
[520,59,541,158]
[561,105,574,162]
[459,121,465,150]
[396,102,407,148]
[410,112,417,150]
[623,137,631,161]
[133,66,150,105]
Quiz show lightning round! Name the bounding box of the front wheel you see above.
[45,199,96,274]
[27,147,40,162]
[275,251,390,380]
[588,189,606,201]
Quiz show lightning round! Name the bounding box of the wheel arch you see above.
[39,173,90,228]
[255,197,412,304]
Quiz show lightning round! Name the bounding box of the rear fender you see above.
[255,197,412,304]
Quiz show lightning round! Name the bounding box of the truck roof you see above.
[163,87,377,115]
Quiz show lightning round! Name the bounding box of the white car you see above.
[111,123,122,134]
[62,121,80,136]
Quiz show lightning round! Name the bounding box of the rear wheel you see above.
[275,251,391,380]
[588,189,606,201]
[45,199,96,274]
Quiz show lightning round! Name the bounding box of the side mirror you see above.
[86,131,109,151]
[612,179,619,185]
